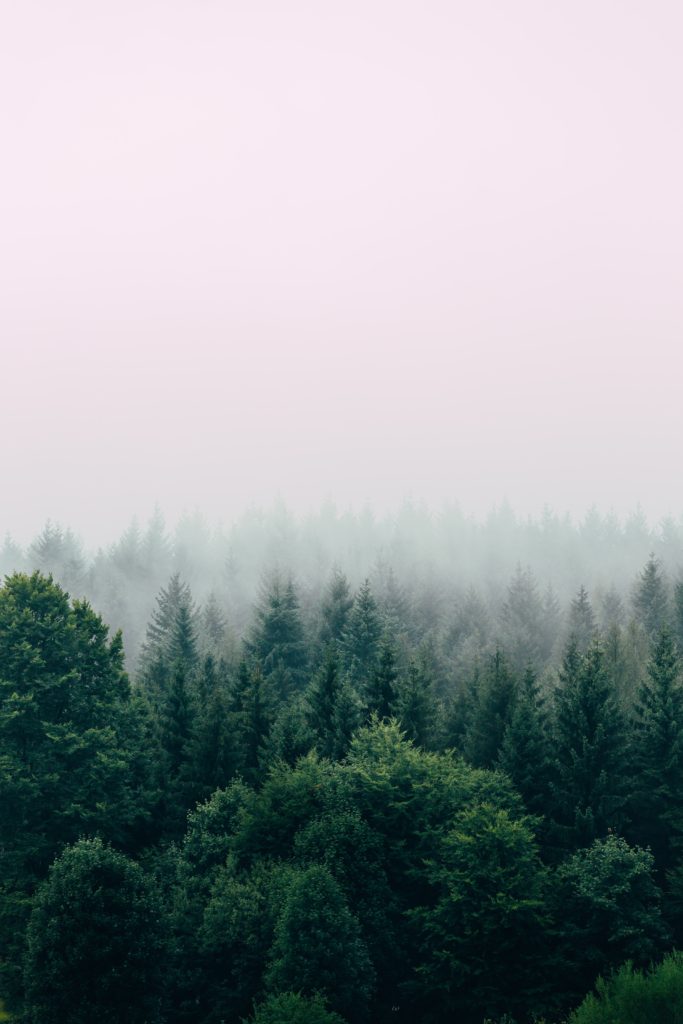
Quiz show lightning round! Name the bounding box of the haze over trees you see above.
[3,503,683,1021]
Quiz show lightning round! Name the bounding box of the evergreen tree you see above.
[395,658,437,749]
[674,579,683,653]
[139,574,198,694]
[231,662,273,785]
[319,568,354,650]
[550,640,629,852]
[366,633,399,720]
[463,649,516,769]
[246,574,309,696]
[0,572,152,1002]
[186,655,235,802]
[567,585,596,654]
[633,553,670,640]
[498,665,552,819]
[629,627,683,872]
[500,564,543,674]
[342,579,382,686]
[307,647,343,758]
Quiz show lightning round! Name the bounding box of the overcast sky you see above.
[2,0,682,546]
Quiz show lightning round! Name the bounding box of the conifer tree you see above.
[498,665,552,819]
[342,579,382,685]
[318,568,354,650]
[633,554,670,640]
[306,647,343,758]
[246,575,309,696]
[231,662,273,785]
[550,639,629,851]
[395,658,437,749]
[463,648,516,769]
[629,627,683,872]
[366,633,399,720]
[567,585,596,654]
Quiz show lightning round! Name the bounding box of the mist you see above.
[2,0,683,548]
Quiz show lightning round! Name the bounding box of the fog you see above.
[2,1,683,547]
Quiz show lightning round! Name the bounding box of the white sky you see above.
[2,0,682,546]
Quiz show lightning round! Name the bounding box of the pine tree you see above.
[498,666,552,819]
[395,659,437,749]
[307,647,343,758]
[341,579,382,686]
[319,569,354,650]
[231,662,273,785]
[246,574,309,696]
[500,564,543,673]
[567,585,597,654]
[550,640,629,852]
[139,574,198,694]
[673,579,683,654]
[633,554,670,640]
[366,633,399,720]
[629,627,683,872]
[463,648,517,769]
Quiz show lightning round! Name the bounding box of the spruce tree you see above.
[567,585,596,654]
[498,665,552,819]
[463,648,517,769]
[246,575,309,696]
[319,568,354,650]
[629,627,683,872]
[633,554,670,640]
[550,639,629,852]
[366,633,399,720]
[341,579,382,686]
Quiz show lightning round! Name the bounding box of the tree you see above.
[629,627,683,872]
[307,646,344,758]
[633,554,670,640]
[366,633,399,720]
[23,838,166,1024]
[555,835,669,1005]
[569,952,683,1024]
[498,665,552,820]
[395,658,438,749]
[342,579,382,685]
[246,574,309,696]
[550,640,629,852]
[250,992,347,1024]
[463,648,517,769]
[139,574,198,694]
[500,564,543,673]
[319,568,354,650]
[567,585,596,654]
[231,662,273,785]
[408,802,550,1023]
[266,864,374,1023]
[0,572,152,1002]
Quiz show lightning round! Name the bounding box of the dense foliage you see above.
[3,515,683,1021]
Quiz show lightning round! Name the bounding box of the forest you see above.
[3,504,683,1023]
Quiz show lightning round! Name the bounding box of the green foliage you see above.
[569,951,683,1024]
[266,864,374,1022]
[23,838,166,1024]
[555,835,669,1002]
[498,665,552,820]
[463,649,517,769]
[342,580,382,685]
[633,554,670,641]
[408,801,549,1023]
[246,575,309,696]
[629,627,683,871]
[550,640,629,851]
[249,991,347,1024]
[0,572,155,1000]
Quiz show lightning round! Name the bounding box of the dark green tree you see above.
[366,633,399,720]
[319,568,354,650]
[341,579,382,686]
[550,640,629,852]
[568,585,597,654]
[498,665,552,820]
[249,992,347,1024]
[246,574,309,696]
[23,838,166,1024]
[462,648,517,769]
[554,835,669,1005]
[629,627,683,872]
[266,864,374,1023]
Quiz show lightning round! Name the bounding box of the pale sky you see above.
[2,0,682,546]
